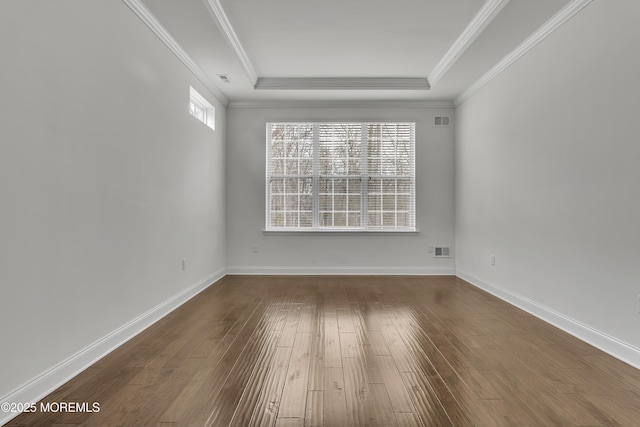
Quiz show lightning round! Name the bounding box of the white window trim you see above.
[262,230,419,235]
[265,122,416,232]
[189,86,215,130]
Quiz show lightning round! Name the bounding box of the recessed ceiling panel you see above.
[220,0,486,78]
[141,0,256,100]
[430,0,573,100]
[137,0,581,102]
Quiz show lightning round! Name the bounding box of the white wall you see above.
[456,0,640,358]
[226,105,455,274]
[0,0,226,399]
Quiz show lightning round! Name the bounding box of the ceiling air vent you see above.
[217,74,231,83]
[434,246,451,258]
[434,116,450,127]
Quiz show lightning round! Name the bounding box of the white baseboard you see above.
[11,268,636,426]
[0,269,226,427]
[226,266,455,276]
[456,270,640,370]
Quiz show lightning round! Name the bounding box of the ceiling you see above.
[136,0,572,104]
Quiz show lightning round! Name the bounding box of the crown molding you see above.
[254,77,430,91]
[454,0,593,107]
[204,0,258,85]
[429,0,511,87]
[121,0,228,106]
[228,99,454,109]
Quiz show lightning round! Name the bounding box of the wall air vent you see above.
[434,246,451,258]
[434,116,451,127]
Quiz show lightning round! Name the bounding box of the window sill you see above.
[263,230,419,236]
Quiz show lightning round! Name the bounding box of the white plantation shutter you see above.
[266,122,415,231]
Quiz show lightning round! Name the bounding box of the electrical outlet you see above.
[182,258,187,270]
[428,245,433,253]
[491,255,496,266]
[252,244,259,253]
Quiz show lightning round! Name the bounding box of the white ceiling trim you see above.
[228,100,454,109]
[254,77,430,91]
[429,0,511,87]
[204,0,258,85]
[121,0,228,106]
[454,0,594,107]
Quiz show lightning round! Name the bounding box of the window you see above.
[188,86,215,130]
[266,122,416,231]
[189,97,207,123]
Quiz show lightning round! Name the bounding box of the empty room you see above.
[2,0,640,425]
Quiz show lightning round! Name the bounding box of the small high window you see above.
[188,86,215,130]
[189,98,207,123]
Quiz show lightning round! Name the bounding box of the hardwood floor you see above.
[6,275,640,426]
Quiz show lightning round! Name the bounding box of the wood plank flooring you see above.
[6,275,640,426]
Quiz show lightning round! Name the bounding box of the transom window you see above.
[266,122,416,231]
[189,97,207,123]
[188,86,215,130]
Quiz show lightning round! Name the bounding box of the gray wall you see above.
[0,0,226,398]
[226,105,456,274]
[455,0,640,351]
